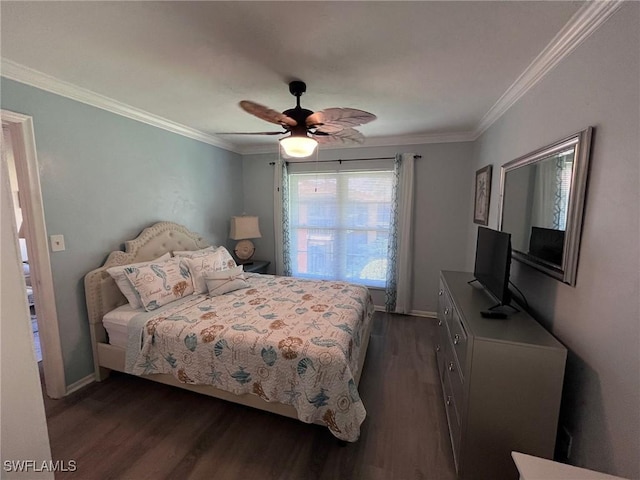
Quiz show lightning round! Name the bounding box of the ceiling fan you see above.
[220,81,376,158]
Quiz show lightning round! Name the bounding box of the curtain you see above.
[531,155,572,230]
[385,153,415,313]
[273,158,291,276]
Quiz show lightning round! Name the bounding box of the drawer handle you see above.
[437,319,443,326]
[444,307,450,315]
[446,396,452,406]
[448,362,455,372]
[453,334,460,345]
[436,345,441,352]
[439,290,443,296]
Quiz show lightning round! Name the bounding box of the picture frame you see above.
[473,165,492,225]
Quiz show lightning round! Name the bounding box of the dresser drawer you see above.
[438,284,453,322]
[436,284,451,375]
[448,306,468,379]
[443,363,461,470]
[445,354,464,423]
[435,316,448,375]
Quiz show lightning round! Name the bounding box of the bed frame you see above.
[84,221,372,423]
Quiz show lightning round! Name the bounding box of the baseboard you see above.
[65,373,95,395]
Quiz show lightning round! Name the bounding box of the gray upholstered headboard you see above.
[84,222,210,329]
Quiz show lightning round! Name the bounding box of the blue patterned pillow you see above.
[124,257,194,311]
[106,252,172,309]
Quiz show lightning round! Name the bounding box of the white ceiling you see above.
[1,1,594,154]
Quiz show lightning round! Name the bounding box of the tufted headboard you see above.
[84,221,210,331]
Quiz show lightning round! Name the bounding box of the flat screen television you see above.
[473,226,512,308]
[529,226,565,266]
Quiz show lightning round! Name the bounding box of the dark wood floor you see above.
[43,313,456,480]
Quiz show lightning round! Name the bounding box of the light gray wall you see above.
[467,4,639,478]
[1,78,244,385]
[242,142,475,314]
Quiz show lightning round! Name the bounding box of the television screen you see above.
[473,227,512,306]
[529,227,565,266]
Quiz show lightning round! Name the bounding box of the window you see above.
[554,154,574,230]
[287,170,393,287]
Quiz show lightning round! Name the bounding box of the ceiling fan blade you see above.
[313,128,365,145]
[306,108,376,129]
[310,123,343,134]
[239,100,297,127]
[216,131,285,136]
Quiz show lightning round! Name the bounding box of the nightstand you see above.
[241,260,270,274]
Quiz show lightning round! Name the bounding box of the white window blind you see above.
[287,169,394,287]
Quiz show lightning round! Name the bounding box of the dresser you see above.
[436,271,567,480]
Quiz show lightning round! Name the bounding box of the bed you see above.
[84,221,374,441]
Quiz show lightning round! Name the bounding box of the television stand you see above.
[487,302,519,313]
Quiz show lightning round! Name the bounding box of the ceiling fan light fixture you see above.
[279,135,318,158]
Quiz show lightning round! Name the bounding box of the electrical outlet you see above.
[556,425,573,461]
[50,234,66,252]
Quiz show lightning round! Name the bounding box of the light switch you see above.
[50,234,65,252]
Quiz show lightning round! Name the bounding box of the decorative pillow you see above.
[205,266,249,297]
[124,257,194,311]
[184,247,237,294]
[106,252,171,309]
[172,246,216,258]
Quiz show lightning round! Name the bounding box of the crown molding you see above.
[359,131,477,147]
[1,59,239,152]
[474,0,624,139]
[237,130,477,156]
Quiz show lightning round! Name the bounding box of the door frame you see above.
[2,109,66,398]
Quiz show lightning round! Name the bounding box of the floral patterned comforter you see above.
[124,273,374,441]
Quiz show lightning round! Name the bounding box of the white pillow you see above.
[184,247,237,294]
[172,246,216,258]
[205,265,249,297]
[123,257,194,311]
[107,252,171,308]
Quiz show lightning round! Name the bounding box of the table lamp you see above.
[229,215,261,264]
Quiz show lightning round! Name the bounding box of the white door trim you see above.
[2,109,66,399]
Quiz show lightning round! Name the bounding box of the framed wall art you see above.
[473,165,492,225]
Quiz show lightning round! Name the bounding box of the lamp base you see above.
[233,239,256,263]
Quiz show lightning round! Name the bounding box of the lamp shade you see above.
[280,135,318,158]
[229,216,262,240]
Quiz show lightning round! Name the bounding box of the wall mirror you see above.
[498,127,592,286]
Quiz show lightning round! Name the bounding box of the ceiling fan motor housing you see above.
[284,107,315,135]
[289,80,307,97]
[285,81,315,135]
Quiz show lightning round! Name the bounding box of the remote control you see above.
[480,310,507,319]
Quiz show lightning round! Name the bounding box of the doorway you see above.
[3,125,41,361]
[2,110,66,399]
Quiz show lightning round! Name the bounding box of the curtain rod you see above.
[269,155,421,166]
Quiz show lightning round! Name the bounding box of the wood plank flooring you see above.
[43,313,456,480]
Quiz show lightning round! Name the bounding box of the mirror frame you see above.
[498,127,593,286]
